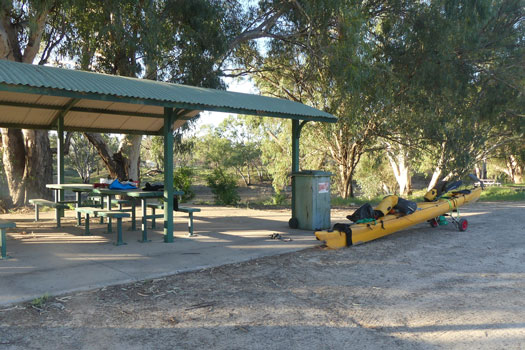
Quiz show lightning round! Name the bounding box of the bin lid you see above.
[292,170,332,177]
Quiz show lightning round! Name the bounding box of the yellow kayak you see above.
[315,187,482,248]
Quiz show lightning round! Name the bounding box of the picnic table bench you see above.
[88,196,137,229]
[28,199,69,227]
[0,219,16,259]
[147,202,200,236]
[75,207,130,246]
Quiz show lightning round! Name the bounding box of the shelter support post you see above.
[53,98,78,218]
[163,108,175,243]
[57,115,65,216]
[290,120,308,226]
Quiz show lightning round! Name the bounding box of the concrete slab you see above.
[0,206,326,306]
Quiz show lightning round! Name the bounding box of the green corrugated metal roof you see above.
[0,60,336,123]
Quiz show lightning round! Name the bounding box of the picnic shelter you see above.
[0,60,337,242]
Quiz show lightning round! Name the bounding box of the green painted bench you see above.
[87,196,136,230]
[0,219,16,259]
[28,199,69,228]
[146,203,201,236]
[89,196,133,209]
[75,207,130,245]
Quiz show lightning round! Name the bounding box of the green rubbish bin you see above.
[289,170,332,230]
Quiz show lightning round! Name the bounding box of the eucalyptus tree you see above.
[378,0,524,189]
[0,0,74,205]
[56,0,304,182]
[236,0,395,198]
[54,0,241,181]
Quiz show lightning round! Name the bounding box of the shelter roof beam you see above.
[0,100,165,119]
[50,98,80,126]
[0,122,162,136]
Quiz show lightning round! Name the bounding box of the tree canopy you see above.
[0,0,523,207]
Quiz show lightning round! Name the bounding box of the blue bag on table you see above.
[109,179,137,190]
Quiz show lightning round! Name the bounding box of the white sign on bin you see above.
[318,182,329,193]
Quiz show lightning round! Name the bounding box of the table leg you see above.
[1,228,7,259]
[76,191,82,226]
[139,198,150,242]
[99,195,104,224]
[106,194,113,232]
[53,189,60,222]
[131,200,136,231]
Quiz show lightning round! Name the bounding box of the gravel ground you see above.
[1,201,524,349]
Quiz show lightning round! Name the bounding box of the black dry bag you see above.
[346,203,375,222]
[394,197,417,215]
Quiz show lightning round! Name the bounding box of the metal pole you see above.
[291,120,300,220]
[163,107,175,243]
[57,115,65,218]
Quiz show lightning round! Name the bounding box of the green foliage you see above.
[479,186,525,202]
[271,191,287,205]
[205,168,240,206]
[30,293,50,308]
[194,117,264,186]
[173,166,195,202]
[66,133,98,183]
[56,0,244,87]
[354,153,397,200]
[148,136,165,170]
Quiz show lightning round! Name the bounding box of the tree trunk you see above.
[0,128,53,205]
[427,141,447,190]
[84,133,124,180]
[474,163,482,179]
[481,159,488,179]
[23,130,53,200]
[1,129,26,206]
[85,133,143,181]
[385,142,412,196]
[118,134,142,181]
[236,168,249,186]
[506,155,523,184]
[0,4,53,207]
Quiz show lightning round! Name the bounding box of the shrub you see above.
[173,166,195,202]
[206,168,240,205]
[272,191,287,205]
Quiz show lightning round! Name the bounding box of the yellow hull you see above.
[315,187,482,248]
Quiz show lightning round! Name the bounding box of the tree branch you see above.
[22,8,49,63]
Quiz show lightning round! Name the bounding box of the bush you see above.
[272,191,287,205]
[173,166,195,202]
[354,152,396,199]
[206,168,240,205]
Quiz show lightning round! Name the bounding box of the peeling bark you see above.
[118,134,142,181]
[506,155,523,184]
[23,130,53,200]
[1,129,26,206]
[427,141,447,190]
[0,4,54,206]
[384,142,412,196]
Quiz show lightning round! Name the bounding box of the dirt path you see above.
[1,202,524,349]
